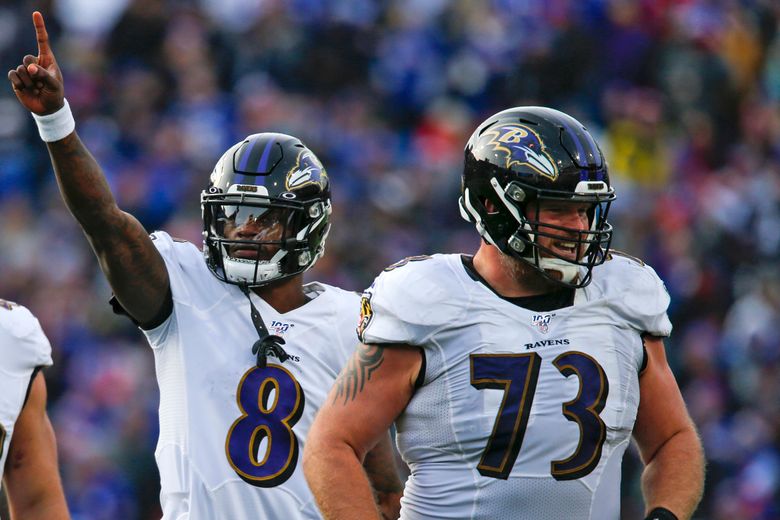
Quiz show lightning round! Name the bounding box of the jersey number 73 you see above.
[470,351,609,481]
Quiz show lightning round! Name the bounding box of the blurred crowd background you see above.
[1,0,778,518]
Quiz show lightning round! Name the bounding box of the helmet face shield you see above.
[201,133,331,287]
[460,107,617,288]
[207,198,299,255]
[212,199,296,240]
[220,203,276,230]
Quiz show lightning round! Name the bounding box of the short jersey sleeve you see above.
[613,261,672,337]
[142,231,207,347]
[149,230,198,303]
[0,302,53,371]
[357,256,467,346]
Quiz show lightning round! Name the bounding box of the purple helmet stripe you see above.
[235,136,277,182]
[257,138,275,173]
[237,137,259,172]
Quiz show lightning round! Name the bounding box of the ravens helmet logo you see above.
[481,124,558,181]
[286,150,328,190]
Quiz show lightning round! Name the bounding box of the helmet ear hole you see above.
[483,198,499,214]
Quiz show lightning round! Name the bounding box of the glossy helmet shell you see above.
[459,107,616,288]
[201,133,331,286]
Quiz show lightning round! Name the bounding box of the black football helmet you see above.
[459,107,616,288]
[201,133,331,286]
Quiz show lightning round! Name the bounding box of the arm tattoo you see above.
[334,344,385,404]
[47,133,170,324]
[48,133,119,231]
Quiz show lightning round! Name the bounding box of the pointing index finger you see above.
[32,11,51,58]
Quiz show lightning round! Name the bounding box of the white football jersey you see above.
[142,232,360,519]
[359,253,672,520]
[0,300,53,482]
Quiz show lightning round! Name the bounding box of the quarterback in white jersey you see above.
[141,232,376,518]
[306,108,705,520]
[0,299,69,519]
[10,16,402,518]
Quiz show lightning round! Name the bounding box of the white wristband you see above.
[32,99,75,142]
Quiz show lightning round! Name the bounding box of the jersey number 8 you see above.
[225,364,306,487]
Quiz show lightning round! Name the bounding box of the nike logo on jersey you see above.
[524,338,570,350]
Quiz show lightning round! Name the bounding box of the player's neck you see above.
[250,274,308,313]
[472,243,559,298]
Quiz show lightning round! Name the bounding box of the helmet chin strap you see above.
[238,284,290,368]
[537,257,580,284]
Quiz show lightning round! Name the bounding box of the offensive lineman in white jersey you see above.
[9,12,402,519]
[305,107,705,519]
[0,299,69,519]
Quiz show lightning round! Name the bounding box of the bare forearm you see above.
[9,487,69,520]
[363,435,403,520]
[45,132,169,324]
[305,443,382,520]
[46,132,123,236]
[376,493,402,520]
[306,346,419,520]
[641,429,704,519]
[5,377,69,520]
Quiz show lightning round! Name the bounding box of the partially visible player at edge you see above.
[9,11,402,519]
[0,299,69,520]
[304,107,705,519]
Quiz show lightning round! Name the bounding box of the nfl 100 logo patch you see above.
[270,320,294,335]
[532,314,555,334]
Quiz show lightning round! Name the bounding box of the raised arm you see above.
[3,372,69,520]
[304,344,421,520]
[7,12,170,327]
[633,336,705,520]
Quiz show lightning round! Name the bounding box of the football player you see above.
[0,299,69,519]
[8,12,402,519]
[304,107,705,519]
